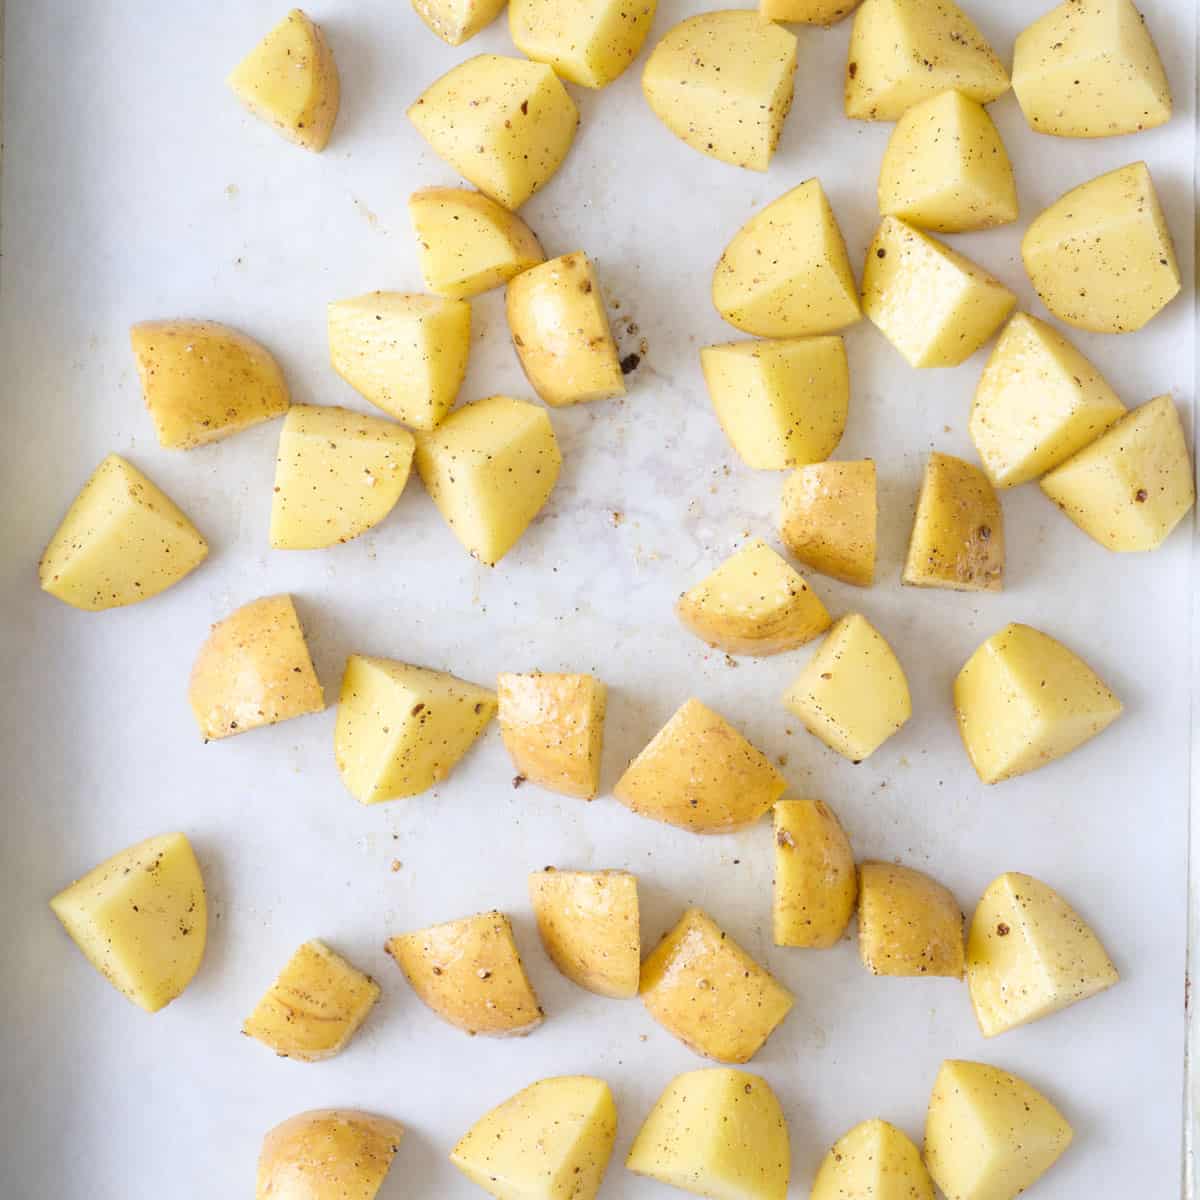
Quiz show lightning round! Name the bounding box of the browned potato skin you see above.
[858,862,964,978]
[773,800,856,948]
[780,461,877,586]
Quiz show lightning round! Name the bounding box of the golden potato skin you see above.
[858,862,963,978]
[761,0,861,23]
[772,800,856,949]
[779,460,876,586]
[414,0,507,45]
[811,1119,934,1200]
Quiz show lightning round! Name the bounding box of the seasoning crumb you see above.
[620,352,641,375]
[512,775,526,789]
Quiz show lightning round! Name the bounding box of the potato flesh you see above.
[858,861,963,978]
[811,1119,934,1200]
[779,460,877,586]
[50,832,206,1013]
[38,454,208,610]
[772,799,856,948]
[413,0,507,46]
[760,0,861,24]
[511,0,656,88]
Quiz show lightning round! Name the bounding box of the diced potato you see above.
[409,188,544,300]
[1021,161,1180,333]
[877,90,1017,233]
[761,0,861,24]
[511,0,655,88]
[189,595,324,740]
[779,460,876,586]
[811,1119,934,1200]
[640,908,794,1063]
[773,799,856,948]
[327,292,470,431]
[452,1077,617,1200]
[408,55,578,210]
[903,452,1004,592]
[130,319,289,449]
[413,0,506,45]
[676,538,831,657]
[967,872,1118,1038]
[713,180,862,337]
[386,911,543,1036]
[270,405,415,550]
[627,1069,790,1200]
[335,655,496,803]
[858,861,963,978]
[50,832,206,1013]
[414,395,562,565]
[1012,0,1171,138]
[228,9,339,152]
[38,454,208,611]
[954,622,1122,785]
[1040,395,1195,552]
[642,12,797,171]
[614,698,787,833]
[498,672,607,799]
[970,313,1127,488]
[924,1060,1073,1200]
[862,217,1016,368]
[506,253,624,406]
[845,0,1009,121]
[700,337,849,470]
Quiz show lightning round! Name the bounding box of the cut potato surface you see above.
[512,0,655,88]
[773,799,856,949]
[811,1118,934,1200]
[50,832,206,1013]
[413,0,506,45]
[859,861,963,978]
[761,0,861,24]
[779,459,877,586]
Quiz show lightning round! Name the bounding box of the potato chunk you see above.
[642,12,797,171]
[189,595,323,740]
[779,460,876,586]
[877,90,1017,233]
[506,253,625,406]
[1021,161,1180,333]
[512,0,655,88]
[50,832,206,1013]
[811,1119,934,1200]
[413,0,506,45]
[924,1060,1072,1200]
[676,538,831,657]
[761,0,861,24]
[243,940,379,1062]
[967,872,1118,1038]
[335,655,496,803]
[954,622,1122,785]
[409,55,578,210]
[498,672,607,799]
[38,454,208,610]
[903,452,1004,592]
[627,1069,790,1200]
[414,395,562,565]
[614,698,787,833]
[713,180,861,337]
[228,9,339,152]
[452,1077,617,1199]
[409,188,544,300]
[863,217,1016,368]
[387,911,542,1036]
[845,0,1009,121]
[640,908,794,1062]
[773,799,856,948]
[1040,395,1195,552]
[858,862,963,978]
[1013,0,1171,138]
[970,313,1126,488]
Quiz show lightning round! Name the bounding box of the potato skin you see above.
[811,1119,933,1200]
[511,0,657,88]
[858,861,963,978]
[772,800,856,948]
[413,0,507,46]
[779,460,876,586]
[761,0,861,23]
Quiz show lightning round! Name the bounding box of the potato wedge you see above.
[761,0,861,24]
[858,861,963,978]
[779,460,876,586]
[512,0,655,88]
[413,0,506,45]
[773,799,856,949]
[811,1119,934,1200]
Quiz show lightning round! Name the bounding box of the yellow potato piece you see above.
[640,908,794,1063]
[862,217,1016,368]
[858,861,963,978]
[700,336,849,469]
[413,0,506,45]
[512,0,656,87]
[676,538,831,657]
[387,911,543,1036]
[903,451,1004,592]
[335,655,496,803]
[498,672,607,799]
[1040,395,1195,551]
[970,313,1127,488]
[408,55,578,210]
[845,0,1009,121]
[642,12,797,171]
[773,799,856,948]
[627,1069,790,1200]
[713,180,861,337]
[878,90,1017,233]
[50,832,206,1013]
[614,697,787,833]
[414,395,562,565]
[506,253,625,406]
[924,1060,1072,1200]
[1013,0,1171,138]
[228,9,339,152]
[811,1119,934,1200]
[779,459,876,586]
[1021,161,1180,334]
[954,622,1122,785]
[38,454,208,611]
[409,188,544,300]
[761,0,861,25]
[189,594,324,741]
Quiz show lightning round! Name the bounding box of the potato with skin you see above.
[858,862,963,978]
[761,0,861,25]
[779,460,876,586]
[811,1119,934,1200]
[413,0,506,46]
[511,0,656,88]
[773,799,856,949]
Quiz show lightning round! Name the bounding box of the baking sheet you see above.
[0,2,1194,1196]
